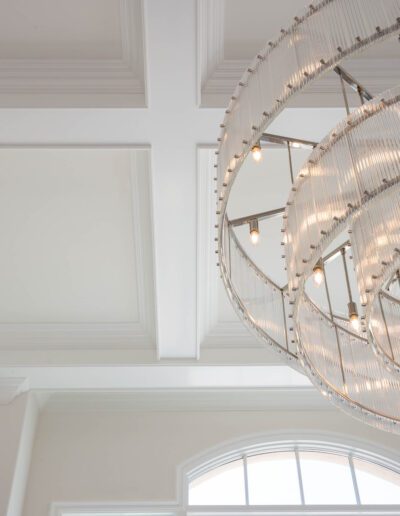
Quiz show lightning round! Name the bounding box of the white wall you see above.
[22,404,400,516]
[0,395,27,515]
[0,393,38,516]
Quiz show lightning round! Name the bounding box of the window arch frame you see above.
[182,431,400,510]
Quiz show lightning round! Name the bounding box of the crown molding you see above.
[38,387,324,414]
[196,147,218,353]
[197,0,225,104]
[202,321,262,349]
[50,502,400,516]
[0,0,146,107]
[40,386,324,413]
[0,377,28,404]
[0,364,310,392]
[129,149,156,344]
[0,322,150,350]
[50,502,178,516]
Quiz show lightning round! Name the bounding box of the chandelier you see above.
[216,0,400,432]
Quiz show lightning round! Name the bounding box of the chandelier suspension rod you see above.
[323,259,347,390]
[281,290,290,352]
[339,70,351,116]
[260,133,317,149]
[334,65,374,104]
[229,207,285,227]
[341,247,354,303]
[287,141,294,184]
[323,240,351,264]
[378,292,395,361]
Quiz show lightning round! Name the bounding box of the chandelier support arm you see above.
[229,207,285,227]
[378,292,395,361]
[334,65,374,105]
[323,263,347,390]
[287,141,294,184]
[339,70,351,116]
[341,248,354,304]
[281,290,290,352]
[260,132,317,149]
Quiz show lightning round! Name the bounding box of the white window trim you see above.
[50,503,400,516]
[181,431,400,510]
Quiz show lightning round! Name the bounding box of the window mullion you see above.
[295,447,305,505]
[243,454,250,505]
[349,454,361,505]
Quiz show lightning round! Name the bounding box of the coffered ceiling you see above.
[0,0,396,108]
[0,0,397,398]
[0,147,155,351]
[0,0,145,106]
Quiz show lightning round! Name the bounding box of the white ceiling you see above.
[0,148,155,350]
[0,149,137,323]
[223,0,308,60]
[0,0,397,399]
[0,0,123,59]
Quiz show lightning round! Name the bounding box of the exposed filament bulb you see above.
[348,301,360,331]
[249,219,260,245]
[251,142,262,162]
[312,259,324,287]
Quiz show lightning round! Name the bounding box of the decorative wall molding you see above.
[202,321,263,348]
[196,0,225,105]
[0,0,146,107]
[0,148,155,351]
[0,377,29,404]
[50,502,178,516]
[49,502,400,516]
[129,150,156,345]
[0,322,150,350]
[40,387,324,413]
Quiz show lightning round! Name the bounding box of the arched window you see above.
[187,441,400,507]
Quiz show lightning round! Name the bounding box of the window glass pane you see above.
[247,452,301,505]
[300,452,356,505]
[354,458,400,504]
[189,459,245,505]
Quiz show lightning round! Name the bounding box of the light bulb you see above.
[251,143,262,162]
[249,219,259,245]
[350,313,360,332]
[312,260,324,287]
[250,230,259,244]
[291,142,301,149]
[348,301,359,331]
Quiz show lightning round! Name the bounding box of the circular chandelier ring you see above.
[216,0,400,367]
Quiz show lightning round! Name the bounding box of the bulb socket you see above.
[348,301,358,320]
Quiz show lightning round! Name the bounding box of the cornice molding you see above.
[0,322,150,350]
[0,0,146,107]
[197,0,225,104]
[129,149,156,345]
[0,377,28,404]
[202,321,262,348]
[41,386,325,413]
